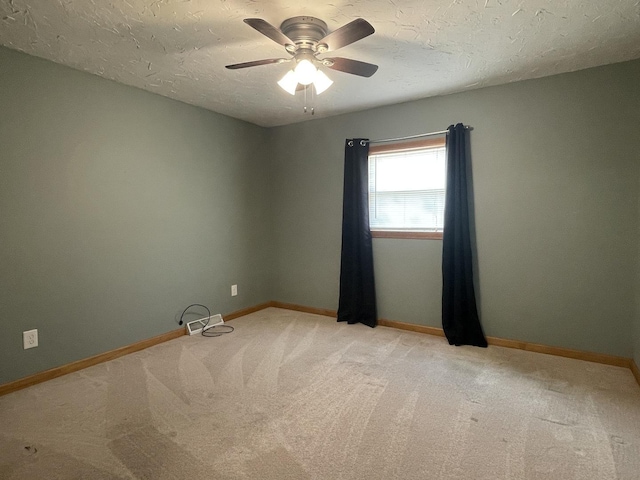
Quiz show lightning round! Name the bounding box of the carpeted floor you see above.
[1,307,639,479]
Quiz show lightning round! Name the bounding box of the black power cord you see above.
[202,323,234,337]
[179,303,234,337]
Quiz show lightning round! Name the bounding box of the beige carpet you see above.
[1,307,639,479]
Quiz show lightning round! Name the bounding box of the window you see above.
[368,137,446,239]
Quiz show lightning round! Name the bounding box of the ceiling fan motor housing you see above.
[280,16,328,52]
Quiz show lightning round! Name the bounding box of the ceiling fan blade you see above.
[244,18,295,48]
[225,58,288,70]
[317,18,374,52]
[324,57,378,77]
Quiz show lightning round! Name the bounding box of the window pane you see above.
[369,146,446,231]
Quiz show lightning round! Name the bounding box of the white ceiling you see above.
[1,1,639,127]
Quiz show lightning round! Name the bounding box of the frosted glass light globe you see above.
[294,59,317,85]
[277,70,298,95]
[313,70,333,94]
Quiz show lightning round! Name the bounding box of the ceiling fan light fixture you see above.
[278,70,298,95]
[313,70,333,95]
[294,58,317,85]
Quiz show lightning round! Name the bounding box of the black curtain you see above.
[337,139,377,328]
[442,124,487,347]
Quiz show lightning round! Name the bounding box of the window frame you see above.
[368,136,446,240]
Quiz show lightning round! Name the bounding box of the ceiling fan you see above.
[225,16,378,95]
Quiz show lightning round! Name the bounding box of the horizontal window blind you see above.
[369,146,446,231]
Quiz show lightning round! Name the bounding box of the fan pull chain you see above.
[302,85,316,115]
[311,85,315,115]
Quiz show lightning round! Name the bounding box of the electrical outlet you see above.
[23,329,38,349]
[231,284,238,297]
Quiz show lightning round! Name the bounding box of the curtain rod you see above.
[368,126,471,145]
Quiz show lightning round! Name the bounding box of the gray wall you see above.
[636,166,640,368]
[270,59,640,358]
[0,47,273,384]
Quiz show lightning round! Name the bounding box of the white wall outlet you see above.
[231,284,238,297]
[23,329,38,349]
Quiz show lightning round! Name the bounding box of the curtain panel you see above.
[337,139,377,328]
[442,124,487,347]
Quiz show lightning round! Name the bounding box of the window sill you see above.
[371,231,443,240]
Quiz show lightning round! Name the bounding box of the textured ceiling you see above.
[2,0,640,127]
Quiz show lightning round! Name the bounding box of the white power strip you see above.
[186,314,224,335]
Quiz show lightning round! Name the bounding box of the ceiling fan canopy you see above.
[225,16,379,90]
